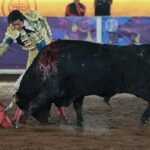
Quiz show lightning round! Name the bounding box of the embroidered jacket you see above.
[0,10,52,68]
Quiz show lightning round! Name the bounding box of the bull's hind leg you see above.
[141,103,150,124]
[73,96,84,127]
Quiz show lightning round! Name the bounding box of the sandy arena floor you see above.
[0,82,150,150]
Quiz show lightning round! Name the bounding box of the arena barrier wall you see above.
[1,16,150,73]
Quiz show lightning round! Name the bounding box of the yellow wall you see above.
[112,0,150,16]
[1,0,150,17]
[0,0,94,16]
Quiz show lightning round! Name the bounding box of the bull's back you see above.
[55,40,150,100]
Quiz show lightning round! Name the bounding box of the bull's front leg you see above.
[73,96,84,127]
[24,93,50,123]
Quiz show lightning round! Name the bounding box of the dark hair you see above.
[7,10,25,24]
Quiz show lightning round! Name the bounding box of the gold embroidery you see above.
[6,25,19,39]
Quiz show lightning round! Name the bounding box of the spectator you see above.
[94,0,113,16]
[65,0,86,16]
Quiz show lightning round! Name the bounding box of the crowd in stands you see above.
[65,0,113,16]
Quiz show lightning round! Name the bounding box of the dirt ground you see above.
[0,82,150,150]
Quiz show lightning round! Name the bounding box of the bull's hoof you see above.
[58,117,71,125]
[77,121,84,128]
[15,122,23,129]
[19,112,29,123]
[141,115,148,125]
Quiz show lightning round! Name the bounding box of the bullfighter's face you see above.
[11,19,24,31]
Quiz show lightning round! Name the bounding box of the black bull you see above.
[16,40,150,126]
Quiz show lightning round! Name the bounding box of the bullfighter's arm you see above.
[24,10,52,41]
[42,16,52,41]
[0,34,13,56]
